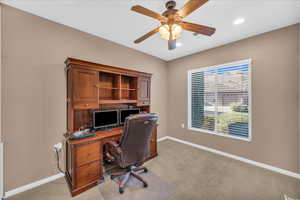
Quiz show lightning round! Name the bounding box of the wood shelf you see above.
[98,99,137,104]
[99,87,119,90]
[121,88,136,91]
[98,88,136,90]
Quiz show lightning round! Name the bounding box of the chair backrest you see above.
[119,113,158,167]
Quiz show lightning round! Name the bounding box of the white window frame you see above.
[187,59,252,142]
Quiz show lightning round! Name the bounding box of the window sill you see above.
[188,127,251,142]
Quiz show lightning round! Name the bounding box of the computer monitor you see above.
[119,108,140,125]
[93,110,119,129]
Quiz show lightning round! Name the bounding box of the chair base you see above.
[110,166,148,194]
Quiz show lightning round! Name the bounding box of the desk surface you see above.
[67,126,123,145]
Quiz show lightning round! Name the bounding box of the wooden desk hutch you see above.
[64,58,157,196]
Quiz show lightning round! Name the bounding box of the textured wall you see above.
[167,24,300,173]
[2,5,168,191]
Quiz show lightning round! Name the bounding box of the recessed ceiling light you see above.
[233,18,245,25]
[176,42,182,47]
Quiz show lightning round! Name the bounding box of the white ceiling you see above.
[1,0,300,61]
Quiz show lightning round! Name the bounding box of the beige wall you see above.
[167,24,300,173]
[0,4,2,142]
[299,24,300,173]
[1,5,168,191]
[0,4,3,198]
[2,3,300,193]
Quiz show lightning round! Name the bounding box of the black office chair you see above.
[105,113,158,194]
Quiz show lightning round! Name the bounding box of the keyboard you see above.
[68,133,96,140]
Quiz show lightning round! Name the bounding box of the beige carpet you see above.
[100,171,176,200]
[7,140,300,200]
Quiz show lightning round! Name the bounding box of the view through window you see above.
[188,60,251,140]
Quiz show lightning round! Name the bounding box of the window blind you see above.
[189,60,250,139]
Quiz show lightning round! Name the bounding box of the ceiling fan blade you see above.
[134,27,160,44]
[180,21,215,36]
[177,0,208,18]
[168,39,177,50]
[131,5,168,23]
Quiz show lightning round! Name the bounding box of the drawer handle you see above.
[85,104,89,107]
[87,153,91,157]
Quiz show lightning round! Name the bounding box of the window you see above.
[188,59,251,141]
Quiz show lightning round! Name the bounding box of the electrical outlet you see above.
[181,123,185,128]
[53,143,62,152]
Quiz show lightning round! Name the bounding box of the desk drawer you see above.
[76,141,101,166]
[75,161,101,188]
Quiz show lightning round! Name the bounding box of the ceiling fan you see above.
[131,0,216,50]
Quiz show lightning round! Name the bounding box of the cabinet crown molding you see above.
[65,57,152,78]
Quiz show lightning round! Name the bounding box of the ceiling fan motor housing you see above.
[162,1,181,25]
[165,1,176,9]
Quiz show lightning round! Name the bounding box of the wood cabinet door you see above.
[72,69,98,105]
[138,77,150,105]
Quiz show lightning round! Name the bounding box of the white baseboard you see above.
[165,136,300,180]
[4,136,300,198]
[4,137,168,198]
[0,143,3,199]
[157,136,168,142]
[5,173,64,198]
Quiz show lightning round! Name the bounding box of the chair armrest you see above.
[106,141,122,154]
[105,152,115,161]
[107,141,118,147]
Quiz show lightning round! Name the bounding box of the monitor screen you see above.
[120,108,140,124]
[93,110,119,129]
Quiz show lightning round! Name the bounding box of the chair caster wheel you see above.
[104,159,112,164]
[144,168,148,173]
[119,188,124,194]
[143,183,148,188]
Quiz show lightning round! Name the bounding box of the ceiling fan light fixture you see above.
[159,24,182,40]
